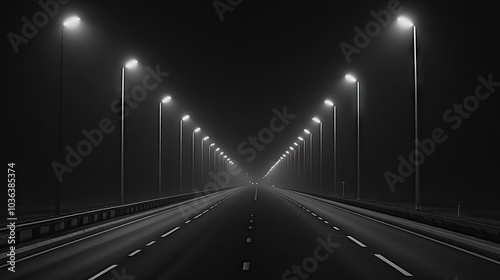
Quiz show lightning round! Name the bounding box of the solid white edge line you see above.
[374,254,413,276]
[87,264,118,280]
[347,235,367,247]
[161,226,181,238]
[128,249,141,257]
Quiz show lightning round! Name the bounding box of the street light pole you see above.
[208,143,215,185]
[413,25,420,210]
[325,100,337,195]
[201,136,209,188]
[158,102,161,197]
[298,137,306,188]
[333,104,337,194]
[304,129,312,189]
[398,16,420,210]
[312,118,323,193]
[356,81,360,200]
[158,96,171,198]
[121,66,125,204]
[218,152,224,178]
[192,127,200,192]
[179,115,190,194]
[294,142,300,188]
[345,74,360,200]
[214,147,220,184]
[290,147,296,188]
[120,59,138,204]
[55,16,81,215]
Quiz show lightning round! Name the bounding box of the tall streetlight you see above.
[119,58,138,204]
[201,136,210,188]
[325,99,337,194]
[398,16,421,211]
[179,114,190,194]
[298,136,306,188]
[278,156,283,184]
[283,151,290,184]
[223,155,228,176]
[192,127,201,191]
[289,147,296,188]
[345,73,360,200]
[213,147,220,182]
[304,129,313,188]
[294,142,300,189]
[218,152,224,176]
[312,117,323,192]
[54,16,81,214]
[57,16,81,152]
[158,96,171,198]
[208,143,216,183]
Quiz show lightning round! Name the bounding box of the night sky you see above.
[4,0,500,216]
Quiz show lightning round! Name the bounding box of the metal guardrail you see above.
[1,187,233,244]
[278,186,500,244]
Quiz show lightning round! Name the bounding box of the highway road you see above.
[1,186,499,279]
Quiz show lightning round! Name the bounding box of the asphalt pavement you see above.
[1,186,499,279]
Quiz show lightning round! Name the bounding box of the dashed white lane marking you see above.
[311,213,317,216]
[202,209,209,214]
[184,220,191,224]
[318,217,323,220]
[146,241,156,246]
[128,249,141,257]
[249,226,253,229]
[347,236,367,248]
[306,209,310,212]
[88,264,118,280]
[374,254,413,277]
[242,262,251,270]
[194,213,203,219]
[324,221,329,224]
[247,238,252,243]
[254,188,258,200]
[333,226,340,231]
[161,226,181,238]
[250,220,253,223]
